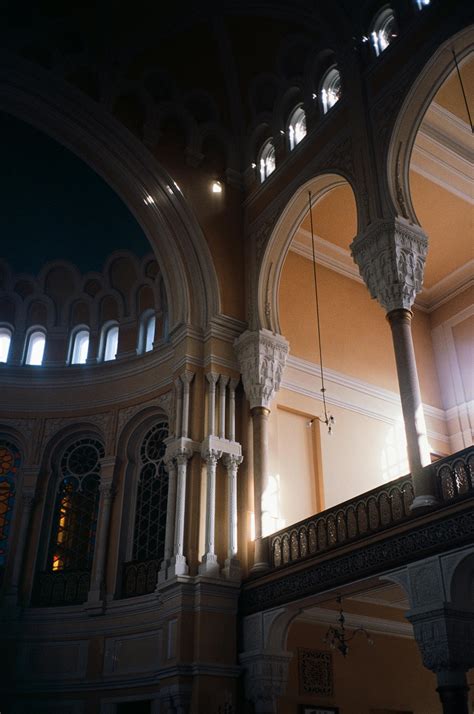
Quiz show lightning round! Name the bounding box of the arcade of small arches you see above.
[0,251,166,367]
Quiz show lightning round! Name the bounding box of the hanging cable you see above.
[452,48,473,133]
[308,190,334,434]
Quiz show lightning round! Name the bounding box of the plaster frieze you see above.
[234,329,289,410]
[350,217,428,313]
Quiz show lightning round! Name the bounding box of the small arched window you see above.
[320,67,342,115]
[103,324,119,362]
[0,327,12,363]
[48,438,104,573]
[71,329,90,365]
[371,8,398,57]
[288,106,307,150]
[25,330,46,366]
[143,313,156,353]
[415,0,430,8]
[258,140,276,183]
[0,439,20,577]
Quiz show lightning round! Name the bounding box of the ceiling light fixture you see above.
[211,180,223,193]
[324,596,373,657]
[308,190,335,435]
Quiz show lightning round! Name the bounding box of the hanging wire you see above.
[452,48,473,133]
[308,190,334,434]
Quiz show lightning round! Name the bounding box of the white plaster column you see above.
[86,456,116,609]
[174,377,183,437]
[158,458,177,584]
[4,489,35,604]
[222,453,243,581]
[199,448,221,576]
[171,449,191,576]
[228,378,239,442]
[180,370,194,439]
[351,217,435,508]
[235,329,289,572]
[206,371,219,436]
[218,374,229,439]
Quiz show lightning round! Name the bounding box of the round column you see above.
[436,671,470,714]
[387,309,436,507]
[251,406,271,572]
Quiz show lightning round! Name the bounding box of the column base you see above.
[84,591,105,616]
[436,671,469,714]
[198,553,220,577]
[168,554,189,577]
[222,557,241,581]
[410,494,439,510]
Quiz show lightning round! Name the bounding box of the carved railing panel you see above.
[269,447,473,570]
[436,448,474,501]
[122,557,161,598]
[33,570,90,606]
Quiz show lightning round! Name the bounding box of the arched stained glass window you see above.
[48,437,104,573]
[288,106,307,150]
[133,421,169,562]
[0,439,20,576]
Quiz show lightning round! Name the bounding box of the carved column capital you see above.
[234,329,289,409]
[240,652,292,714]
[223,453,243,470]
[350,216,428,313]
[408,607,474,673]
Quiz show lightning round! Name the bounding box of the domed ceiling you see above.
[0,110,150,275]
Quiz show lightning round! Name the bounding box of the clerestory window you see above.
[320,67,342,115]
[371,8,398,57]
[0,328,12,363]
[288,106,307,150]
[258,139,276,183]
[71,329,90,365]
[103,324,119,362]
[25,330,46,366]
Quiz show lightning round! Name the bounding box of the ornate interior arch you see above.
[257,172,359,333]
[0,51,221,332]
[387,25,474,223]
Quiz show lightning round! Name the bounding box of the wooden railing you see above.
[33,570,90,606]
[122,557,161,598]
[269,447,473,570]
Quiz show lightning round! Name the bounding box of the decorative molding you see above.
[350,217,428,313]
[281,354,449,444]
[116,393,172,439]
[235,329,289,409]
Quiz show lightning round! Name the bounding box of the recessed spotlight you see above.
[211,180,223,193]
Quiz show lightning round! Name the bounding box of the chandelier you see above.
[323,596,373,657]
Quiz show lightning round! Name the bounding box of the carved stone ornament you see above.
[298,648,333,696]
[234,329,289,410]
[240,652,292,714]
[350,216,428,313]
[408,608,474,673]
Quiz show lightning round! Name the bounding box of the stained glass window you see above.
[0,439,20,571]
[133,421,169,562]
[48,438,104,572]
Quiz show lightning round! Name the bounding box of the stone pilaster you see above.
[199,448,221,577]
[86,456,116,612]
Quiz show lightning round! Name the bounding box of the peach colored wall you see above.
[281,620,443,714]
[430,285,473,329]
[279,251,443,409]
[452,315,474,402]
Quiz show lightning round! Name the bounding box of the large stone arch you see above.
[257,172,359,333]
[387,25,474,223]
[0,51,221,332]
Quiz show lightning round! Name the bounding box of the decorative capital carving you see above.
[203,448,221,466]
[180,369,194,389]
[223,453,243,471]
[240,652,292,713]
[350,217,428,313]
[206,371,220,388]
[234,329,289,409]
[218,374,230,391]
[408,608,474,673]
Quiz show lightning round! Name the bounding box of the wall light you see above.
[211,180,223,193]
[144,195,155,205]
